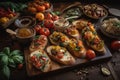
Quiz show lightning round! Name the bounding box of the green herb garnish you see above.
[0,47,23,80]
[75,46,81,51]
[113,22,120,27]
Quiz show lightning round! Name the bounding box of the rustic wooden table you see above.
[0,1,120,80]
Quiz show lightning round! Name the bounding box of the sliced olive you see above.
[101,67,111,76]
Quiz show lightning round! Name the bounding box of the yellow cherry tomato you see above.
[0,17,9,24]
[35,12,44,21]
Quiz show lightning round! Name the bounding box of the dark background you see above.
[0,0,120,4]
[0,0,120,80]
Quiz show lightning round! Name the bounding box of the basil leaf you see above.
[10,50,21,57]
[9,64,16,68]
[0,52,6,58]
[75,46,80,51]
[34,35,40,39]
[0,55,8,66]
[13,55,23,61]
[8,58,16,68]
[13,58,22,64]
[3,47,10,56]
[13,55,23,64]
[8,58,14,64]
[17,3,27,12]
[1,65,10,80]
[53,11,61,15]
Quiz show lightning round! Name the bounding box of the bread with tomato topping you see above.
[64,26,80,39]
[29,35,48,52]
[29,49,52,72]
[72,19,93,31]
[46,45,75,65]
[67,39,86,58]
[49,31,70,47]
[82,26,106,54]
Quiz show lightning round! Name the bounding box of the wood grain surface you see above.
[0,1,120,80]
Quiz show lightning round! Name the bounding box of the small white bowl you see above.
[54,18,70,32]
[99,16,120,39]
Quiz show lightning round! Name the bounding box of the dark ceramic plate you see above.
[14,16,36,28]
[82,4,108,19]
[99,16,120,39]
[60,2,82,20]
[0,13,20,29]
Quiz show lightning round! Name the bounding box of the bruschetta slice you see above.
[46,45,75,65]
[64,26,80,39]
[72,19,93,31]
[82,26,106,54]
[49,31,70,47]
[29,49,51,72]
[29,35,48,52]
[67,39,86,58]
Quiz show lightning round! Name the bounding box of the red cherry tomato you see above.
[34,25,41,34]
[44,19,54,29]
[30,56,36,62]
[43,2,50,9]
[44,13,52,19]
[17,63,23,69]
[111,40,120,50]
[52,15,59,21]
[39,27,50,36]
[86,49,96,60]
[36,5,45,12]
[57,52,64,59]
[36,62,41,68]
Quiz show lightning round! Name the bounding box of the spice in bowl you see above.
[16,28,36,45]
[14,16,36,28]
[17,28,33,38]
[54,18,69,32]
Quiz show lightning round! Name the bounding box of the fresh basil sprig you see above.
[0,47,24,80]
[0,65,10,80]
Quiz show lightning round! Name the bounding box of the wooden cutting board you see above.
[24,45,112,76]
[24,49,62,76]
[24,2,112,77]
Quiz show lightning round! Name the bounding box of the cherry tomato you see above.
[86,49,96,60]
[78,40,83,46]
[36,5,45,12]
[41,57,46,61]
[34,25,41,34]
[57,52,64,59]
[36,62,41,68]
[94,38,100,44]
[111,40,120,50]
[43,2,50,9]
[52,15,59,21]
[28,7,37,14]
[39,27,50,36]
[44,19,54,29]
[30,56,36,62]
[44,13,52,19]
[17,63,23,69]
[35,12,44,21]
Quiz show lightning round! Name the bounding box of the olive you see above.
[101,67,111,76]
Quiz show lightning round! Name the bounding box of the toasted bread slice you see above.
[87,40,106,54]
[29,49,51,72]
[29,35,48,52]
[72,19,93,31]
[49,31,70,47]
[82,26,106,54]
[46,45,75,65]
[67,39,86,58]
[64,26,80,39]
